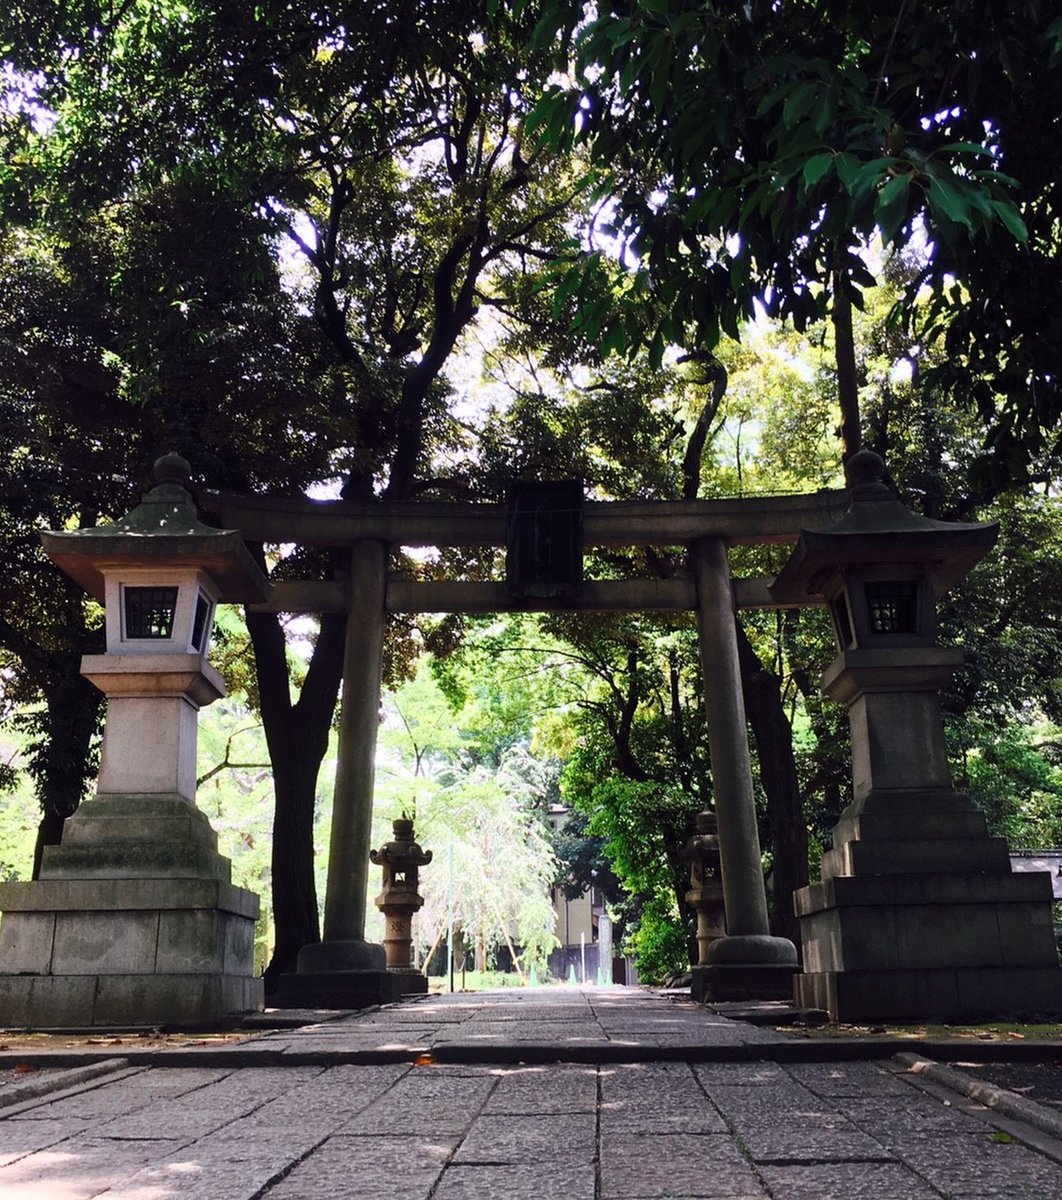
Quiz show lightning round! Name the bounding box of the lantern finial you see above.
[844,448,888,494]
[153,452,192,488]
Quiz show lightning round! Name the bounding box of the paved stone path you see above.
[1,986,1061,1198]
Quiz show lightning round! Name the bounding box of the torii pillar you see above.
[691,538,799,1001]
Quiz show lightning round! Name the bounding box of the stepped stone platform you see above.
[0,793,261,1028]
[795,787,1062,1022]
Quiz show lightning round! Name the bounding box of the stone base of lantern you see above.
[389,968,429,996]
[794,789,1062,1022]
[796,965,1062,1024]
[0,794,262,1028]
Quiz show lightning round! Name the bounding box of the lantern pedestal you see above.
[0,793,261,1027]
[792,648,1062,1023]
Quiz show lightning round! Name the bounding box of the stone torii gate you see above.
[4,454,1055,1028]
[199,483,848,1007]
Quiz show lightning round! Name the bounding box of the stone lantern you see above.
[0,454,270,1028]
[682,811,727,1002]
[371,817,432,995]
[771,450,1062,1021]
[45,454,263,803]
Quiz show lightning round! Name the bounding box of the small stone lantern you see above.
[371,817,432,995]
[682,811,727,1000]
[0,453,271,1028]
[770,450,1062,1022]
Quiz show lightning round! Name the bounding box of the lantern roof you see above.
[769,450,998,604]
[40,453,271,604]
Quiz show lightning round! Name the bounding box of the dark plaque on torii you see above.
[505,479,584,600]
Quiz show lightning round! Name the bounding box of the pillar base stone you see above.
[706,934,798,965]
[693,935,799,1002]
[693,963,799,1003]
[269,969,402,1009]
[296,938,387,973]
[270,939,401,1009]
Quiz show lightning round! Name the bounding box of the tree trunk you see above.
[32,672,103,878]
[735,623,808,949]
[831,263,862,461]
[249,602,346,992]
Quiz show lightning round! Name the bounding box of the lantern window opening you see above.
[865,579,919,635]
[831,594,855,649]
[123,585,179,640]
[191,590,214,652]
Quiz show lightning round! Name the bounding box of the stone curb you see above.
[0,1038,1060,1070]
[896,1051,1062,1142]
[0,1057,130,1110]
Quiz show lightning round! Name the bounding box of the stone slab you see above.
[832,807,989,843]
[795,869,1054,914]
[263,1133,455,1200]
[757,1162,942,1199]
[891,1131,1062,1197]
[0,971,262,1028]
[62,814,219,850]
[599,1132,766,1198]
[0,877,259,917]
[40,840,233,882]
[482,1064,598,1114]
[796,965,1062,1022]
[823,835,1011,877]
[453,1112,596,1164]
[0,910,56,973]
[799,901,1058,974]
[433,1163,596,1200]
[52,909,161,974]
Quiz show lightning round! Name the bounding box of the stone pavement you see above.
[1,985,1062,1198]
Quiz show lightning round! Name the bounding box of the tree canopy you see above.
[530,0,1062,483]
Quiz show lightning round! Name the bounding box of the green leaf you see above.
[928,175,974,232]
[992,199,1029,243]
[802,153,833,189]
[875,173,910,243]
[782,82,821,127]
[834,152,861,192]
[941,141,994,158]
